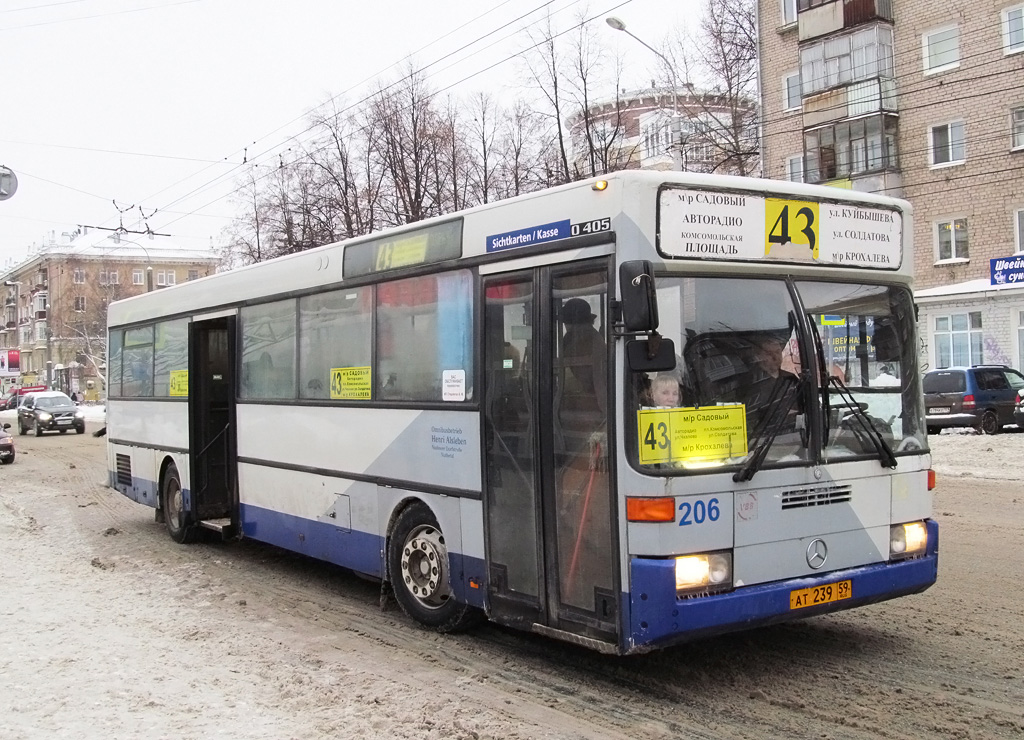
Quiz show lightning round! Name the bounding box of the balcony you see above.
[798,0,893,42]
[801,77,897,128]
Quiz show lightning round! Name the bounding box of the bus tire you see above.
[162,463,197,544]
[388,501,476,633]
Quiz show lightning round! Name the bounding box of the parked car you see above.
[1015,391,1024,428]
[1,385,47,410]
[17,391,86,436]
[923,365,1024,435]
[0,422,14,463]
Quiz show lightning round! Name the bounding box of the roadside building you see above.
[758,0,1024,371]
[0,228,219,398]
[568,85,759,177]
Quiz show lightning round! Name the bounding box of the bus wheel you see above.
[162,464,197,544]
[388,502,476,633]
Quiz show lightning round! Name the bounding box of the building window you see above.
[785,155,804,182]
[923,25,959,73]
[800,25,894,95]
[187,269,199,281]
[934,312,982,368]
[34,294,47,313]
[73,268,85,284]
[156,271,176,287]
[74,296,86,312]
[133,270,144,285]
[783,71,801,111]
[803,115,898,183]
[929,121,966,166]
[1012,107,1024,149]
[1004,5,1024,54]
[1015,209,1024,253]
[36,322,47,342]
[166,270,176,286]
[935,218,969,261]
[782,0,796,25]
[108,270,119,285]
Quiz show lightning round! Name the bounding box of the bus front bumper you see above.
[625,519,938,653]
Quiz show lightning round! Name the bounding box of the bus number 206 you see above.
[678,497,720,526]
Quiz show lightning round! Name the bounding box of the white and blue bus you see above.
[106,170,936,654]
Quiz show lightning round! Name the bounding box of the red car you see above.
[0,422,14,464]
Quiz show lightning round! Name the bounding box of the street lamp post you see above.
[606,16,683,171]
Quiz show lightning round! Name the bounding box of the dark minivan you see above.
[923,365,1024,434]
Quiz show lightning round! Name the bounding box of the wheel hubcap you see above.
[400,525,450,609]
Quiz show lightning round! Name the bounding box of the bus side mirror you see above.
[619,260,659,333]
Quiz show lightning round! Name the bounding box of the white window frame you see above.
[35,322,47,342]
[783,71,801,112]
[1015,208,1024,253]
[785,155,804,182]
[73,296,86,312]
[1012,106,1024,150]
[782,0,797,25]
[934,217,970,262]
[165,270,176,286]
[156,271,166,287]
[933,312,983,368]
[132,269,144,285]
[929,121,966,167]
[107,270,119,285]
[73,268,85,284]
[922,24,960,74]
[1003,4,1024,54]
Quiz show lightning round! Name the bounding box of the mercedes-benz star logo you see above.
[806,538,828,569]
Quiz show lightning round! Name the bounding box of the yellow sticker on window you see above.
[765,198,819,259]
[169,369,189,397]
[637,405,748,465]
[330,366,371,400]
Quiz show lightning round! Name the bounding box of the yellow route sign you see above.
[169,369,189,397]
[330,366,371,400]
[637,405,748,465]
[765,198,819,259]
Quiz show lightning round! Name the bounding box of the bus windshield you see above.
[629,276,926,473]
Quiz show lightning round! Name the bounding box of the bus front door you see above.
[188,316,238,535]
[483,262,618,646]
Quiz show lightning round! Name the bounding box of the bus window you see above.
[240,300,297,400]
[376,270,473,402]
[122,326,154,398]
[299,288,372,400]
[153,319,189,397]
[107,329,123,398]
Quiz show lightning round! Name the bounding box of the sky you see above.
[0,0,699,271]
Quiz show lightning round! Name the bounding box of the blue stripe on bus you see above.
[239,504,487,609]
[627,519,939,651]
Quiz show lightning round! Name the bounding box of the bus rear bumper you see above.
[626,520,939,653]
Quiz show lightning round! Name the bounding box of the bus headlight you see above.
[675,551,732,595]
[890,521,928,560]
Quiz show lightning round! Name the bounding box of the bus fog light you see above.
[675,551,732,594]
[890,522,927,559]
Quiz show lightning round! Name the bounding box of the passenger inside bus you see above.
[744,332,800,431]
[648,374,681,408]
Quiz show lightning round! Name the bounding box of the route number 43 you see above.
[765,199,819,259]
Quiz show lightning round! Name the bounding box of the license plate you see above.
[790,579,852,609]
[929,407,950,414]
[57,419,72,424]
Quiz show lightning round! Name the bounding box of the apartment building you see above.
[759,0,1024,371]
[0,229,219,397]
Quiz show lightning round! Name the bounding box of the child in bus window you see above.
[650,374,681,408]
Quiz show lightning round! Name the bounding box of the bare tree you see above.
[672,0,760,176]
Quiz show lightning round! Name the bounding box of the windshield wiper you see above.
[733,375,803,483]
[827,374,898,469]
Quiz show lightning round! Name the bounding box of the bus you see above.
[105,170,937,654]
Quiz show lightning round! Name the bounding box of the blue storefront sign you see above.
[486,219,570,253]
[990,255,1024,285]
